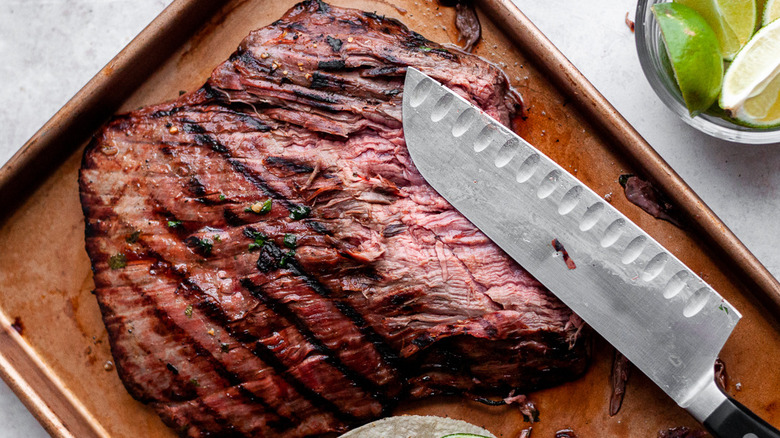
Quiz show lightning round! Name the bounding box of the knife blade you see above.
[402,67,779,437]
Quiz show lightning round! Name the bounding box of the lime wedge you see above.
[764,0,780,25]
[653,3,724,116]
[675,0,757,60]
[721,18,780,127]
[739,73,780,126]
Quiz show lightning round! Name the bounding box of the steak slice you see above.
[79,1,590,437]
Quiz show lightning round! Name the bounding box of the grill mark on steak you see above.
[284,261,406,374]
[151,106,185,119]
[158,392,282,438]
[170,267,359,426]
[134,206,385,423]
[194,129,315,226]
[241,248,399,394]
[101,277,255,436]
[236,385,295,431]
[118,258,299,435]
[183,290,343,428]
[382,223,406,238]
[229,49,273,77]
[293,87,341,105]
[191,399,252,438]
[152,124,405,386]
[97,289,196,403]
[114,174,374,428]
[166,128,403,382]
[137,238,379,424]
[264,156,315,175]
[246,332,361,426]
[241,276,396,413]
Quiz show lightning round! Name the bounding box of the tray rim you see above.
[0,311,109,438]
[0,0,778,435]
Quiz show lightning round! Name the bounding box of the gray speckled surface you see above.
[0,0,778,436]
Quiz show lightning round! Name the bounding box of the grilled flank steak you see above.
[79,1,590,436]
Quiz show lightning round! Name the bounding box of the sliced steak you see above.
[79,1,589,437]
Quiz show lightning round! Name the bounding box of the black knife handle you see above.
[704,396,780,438]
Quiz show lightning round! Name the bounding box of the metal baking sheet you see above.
[1,0,779,436]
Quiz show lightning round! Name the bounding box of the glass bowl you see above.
[635,0,780,144]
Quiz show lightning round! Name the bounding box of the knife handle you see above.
[704,396,780,438]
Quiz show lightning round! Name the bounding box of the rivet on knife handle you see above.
[402,67,779,436]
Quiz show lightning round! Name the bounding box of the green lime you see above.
[721,18,780,127]
[675,0,757,60]
[653,3,724,116]
[764,0,780,25]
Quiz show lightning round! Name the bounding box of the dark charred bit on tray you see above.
[518,427,533,438]
[11,316,24,335]
[625,12,635,33]
[714,358,728,392]
[552,239,577,270]
[609,349,631,416]
[658,426,709,438]
[470,395,508,406]
[439,0,481,52]
[504,392,540,422]
[619,174,682,228]
[519,399,540,423]
[555,428,578,438]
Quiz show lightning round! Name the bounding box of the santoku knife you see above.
[402,67,780,438]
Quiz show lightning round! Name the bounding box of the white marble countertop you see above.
[0,0,778,436]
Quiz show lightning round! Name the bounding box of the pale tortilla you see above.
[338,415,496,438]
